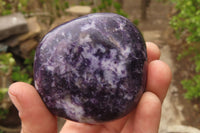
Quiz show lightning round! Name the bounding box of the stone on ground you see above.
[65,5,91,15]
[17,17,41,43]
[0,13,28,41]
[3,17,41,47]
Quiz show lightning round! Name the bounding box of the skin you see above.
[8,42,172,133]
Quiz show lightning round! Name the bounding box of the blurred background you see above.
[0,0,200,133]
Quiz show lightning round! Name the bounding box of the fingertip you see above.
[147,60,172,102]
[146,42,161,62]
[8,82,57,133]
[129,92,161,133]
[9,82,34,97]
[149,60,172,86]
[139,92,162,110]
[8,82,33,113]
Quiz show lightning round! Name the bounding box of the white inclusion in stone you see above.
[119,22,125,30]
[61,32,65,37]
[89,55,99,70]
[46,65,54,72]
[116,61,127,76]
[64,32,72,43]
[110,49,117,57]
[34,80,39,90]
[81,21,96,31]
[79,34,92,44]
[59,97,89,122]
[82,47,100,70]
[59,65,66,75]
[103,70,117,88]
[121,46,131,58]
[102,60,126,88]
[123,93,133,100]
[108,36,121,48]
[96,44,106,53]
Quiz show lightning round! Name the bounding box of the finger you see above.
[133,92,161,133]
[8,82,57,133]
[146,42,161,62]
[147,60,172,103]
[121,92,161,133]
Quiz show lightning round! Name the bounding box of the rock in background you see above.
[0,13,28,41]
[0,13,41,59]
[66,5,92,16]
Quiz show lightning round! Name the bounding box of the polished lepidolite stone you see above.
[34,13,147,123]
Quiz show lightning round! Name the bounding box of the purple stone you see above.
[34,13,147,123]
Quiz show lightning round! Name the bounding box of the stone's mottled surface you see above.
[34,13,147,123]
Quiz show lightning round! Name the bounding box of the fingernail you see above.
[8,85,22,113]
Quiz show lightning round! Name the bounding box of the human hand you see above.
[8,42,172,133]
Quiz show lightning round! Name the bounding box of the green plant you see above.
[0,53,15,88]
[0,88,7,102]
[0,88,9,120]
[181,75,200,99]
[0,0,12,15]
[0,53,15,119]
[92,0,129,18]
[0,108,8,120]
[12,66,32,84]
[0,0,29,15]
[170,0,200,100]
[170,0,200,43]
[0,52,33,119]
[17,0,29,13]
[39,0,69,19]
[11,51,35,84]
[113,1,128,18]
[133,19,139,26]
[0,53,33,85]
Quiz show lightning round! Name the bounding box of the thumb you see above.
[8,82,57,133]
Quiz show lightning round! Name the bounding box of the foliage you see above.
[132,19,139,26]
[12,66,32,84]
[113,1,128,18]
[0,53,33,85]
[0,53,15,120]
[0,53,15,76]
[181,75,200,99]
[0,108,8,120]
[0,0,29,15]
[39,0,69,18]
[0,0,69,20]
[0,88,8,102]
[11,51,35,84]
[170,0,200,43]
[170,0,200,100]
[92,0,129,18]
[0,88,8,120]
[0,52,33,119]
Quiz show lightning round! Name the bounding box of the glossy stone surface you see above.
[34,13,147,123]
